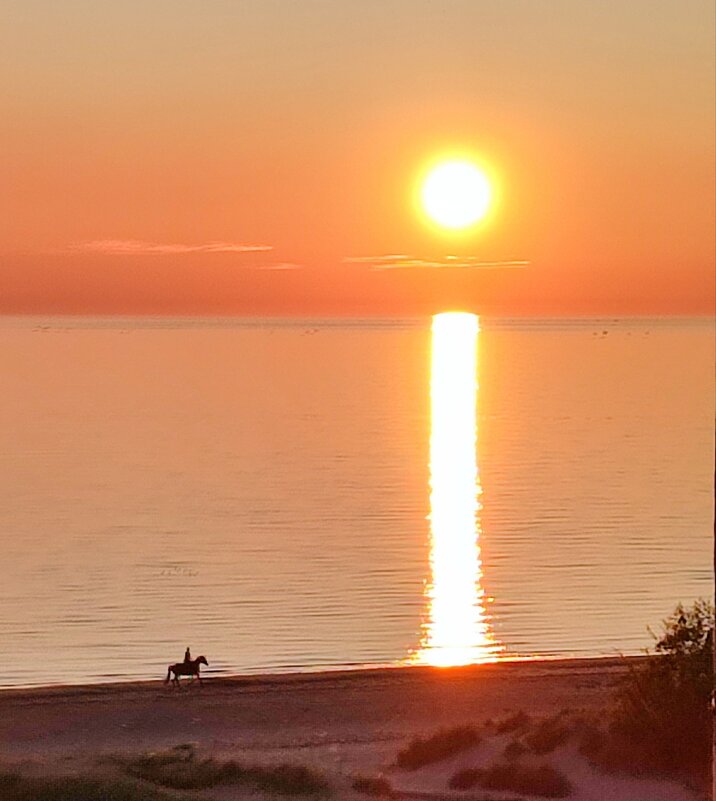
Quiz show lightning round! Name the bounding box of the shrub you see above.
[450,762,572,798]
[524,714,572,755]
[395,726,481,770]
[116,747,329,795]
[0,772,174,801]
[575,722,606,758]
[607,599,713,788]
[493,710,531,734]
[351,775,395,797]
[503,738,527,760]
[244,764,330,796]
[448,767,481,789]
[119,746,240,789]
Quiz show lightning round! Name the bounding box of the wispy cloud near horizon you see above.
[69,240,273,255]
[256,262,302,271]
[344,254,530,270]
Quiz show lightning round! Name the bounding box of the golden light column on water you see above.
[417,311,502,666]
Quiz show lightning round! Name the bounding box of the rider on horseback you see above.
[165,652,208,686]
[184,646,191,663]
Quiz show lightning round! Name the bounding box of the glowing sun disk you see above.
[421,161,492,230]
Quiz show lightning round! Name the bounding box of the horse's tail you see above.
[164,666,172,684]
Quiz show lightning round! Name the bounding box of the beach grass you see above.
[395,725,481,770]
[351,774,396,797]
[582,600,713,791]
[523,713,572,755]
[0,771,179,801]
[116,744,330,796]
[490,709,531,735]
[503,737,528,759]
[449,761,573,798]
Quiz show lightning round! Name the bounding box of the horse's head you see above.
[197,655,209,666]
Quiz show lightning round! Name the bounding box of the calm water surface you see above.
[0,316,713,686]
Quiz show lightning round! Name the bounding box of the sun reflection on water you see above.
[415,311,502,667]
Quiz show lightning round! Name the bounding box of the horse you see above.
[164,655,209,687]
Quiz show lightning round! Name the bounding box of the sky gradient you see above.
[2,1,714,316]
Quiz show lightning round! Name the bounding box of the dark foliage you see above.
[351,775,396,797]
[0,772,174,801]
[395,726,481,770]
[524,714,572,755]
[492,710,531,735]
[590,600,713,790]
[117,745,330,796]
[503,737,528,760]
[450,761,572,798]
[245,764,330,796]
[448,767,482,790]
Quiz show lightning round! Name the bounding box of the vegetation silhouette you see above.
[115,744,330,795]
[395,726,481,770]
[590,599,713,790]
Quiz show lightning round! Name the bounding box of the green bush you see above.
[449,761,572,798]
[116,746,329,796]
[602,600,713,788]
[351,775,395,797]
[492,710,531,734]
[244,764,330,796]
[395,726,481,770]
[503,738,528,760]
[119,745,238,789]
[0,772,175,801]
[575,722,606,758]
[524,714,572,755]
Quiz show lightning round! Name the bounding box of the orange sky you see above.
[1,1,714,316]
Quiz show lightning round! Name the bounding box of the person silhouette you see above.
[184,646,191,663]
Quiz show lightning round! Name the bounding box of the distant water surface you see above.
[0,316,712,687]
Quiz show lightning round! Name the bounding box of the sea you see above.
[0,315,713,687]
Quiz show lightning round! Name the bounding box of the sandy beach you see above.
[0,657,702,800]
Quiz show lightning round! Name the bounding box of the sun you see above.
[421,160,492,230]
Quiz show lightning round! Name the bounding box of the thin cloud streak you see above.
[69,240,273,255]
[344,255,530,270]
[257,262,303,271]
[344,254,412,264]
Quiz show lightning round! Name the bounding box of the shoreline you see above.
[0,653,638,698]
